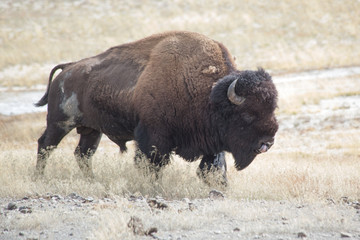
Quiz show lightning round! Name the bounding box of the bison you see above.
[35,31,278,183]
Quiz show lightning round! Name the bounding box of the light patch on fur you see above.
[202,65,218,75]
[59,92,82,131]
[59,80,65,94]
[84,58,101,74]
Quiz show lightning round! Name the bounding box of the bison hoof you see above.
[196,166,228,187]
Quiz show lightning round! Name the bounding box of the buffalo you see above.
[35,31,278,183]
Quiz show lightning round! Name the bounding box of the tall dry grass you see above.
[0,105,359,202]
[0,0,359,203]
[1,0,360,87]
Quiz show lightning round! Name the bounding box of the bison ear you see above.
[227,78,245,105]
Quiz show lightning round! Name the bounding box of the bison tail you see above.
[35,63,72,107]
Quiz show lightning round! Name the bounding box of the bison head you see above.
[210,68,278,170]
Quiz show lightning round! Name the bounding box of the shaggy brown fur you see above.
[35,31,278,180]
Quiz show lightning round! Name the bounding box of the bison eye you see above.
[241,112,255,124]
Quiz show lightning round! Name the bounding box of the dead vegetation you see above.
[1,0,360,87]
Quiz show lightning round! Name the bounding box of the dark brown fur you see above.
[35,31,278,179]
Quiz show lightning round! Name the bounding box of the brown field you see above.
[1,0,360,87]
[1,0,360,239]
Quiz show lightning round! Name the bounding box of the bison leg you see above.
[134,122,171,177]
[36,124,71,176]
[197,152,227,186]
[74,127,102,178]
[134,148,170,178]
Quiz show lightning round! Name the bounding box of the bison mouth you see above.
[231,140,274,171]
[254,141,274,154]
[231,149,257,171]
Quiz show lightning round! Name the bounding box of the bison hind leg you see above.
[36,124,71,177]
[74,127,102,179]
[197,152,228,186]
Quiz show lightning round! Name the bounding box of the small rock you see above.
[209,190,224,200]
[147,199,168,209]
[214,230,221,234]
[68,192,84,200]
[145,227,158,236]
[84,197,94,203]
[340,232,352,238]
[19,206,32,214]
[7,202,17,210]
[341,197,350,204]
[19,232,25,236]
[188,202,196,211]
[297,232,307,238]
[51,194,62,200]
[233,227,240,232]
[129,195,143,201]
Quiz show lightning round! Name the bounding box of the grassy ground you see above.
[0,0,359,203]
[1,73,360,238]
[1,72,359,201]
[1,0,360,87]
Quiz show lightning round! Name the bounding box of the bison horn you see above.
[227,78,245,105]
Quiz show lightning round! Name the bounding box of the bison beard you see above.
[34,31,278,185]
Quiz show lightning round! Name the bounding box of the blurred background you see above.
[1,0,360,87]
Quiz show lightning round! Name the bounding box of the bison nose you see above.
[255,140,274,154]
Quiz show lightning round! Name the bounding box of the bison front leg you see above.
[134,148,170,179]
[197,152,227,186]
[134,122,171,178]
[74,127,102,179]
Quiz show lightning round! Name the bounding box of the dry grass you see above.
[1,0,360,87]
[1,68,360,202]
[0,109,359,202]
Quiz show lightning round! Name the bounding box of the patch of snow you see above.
[279,96,360,131]
[273,66,360,83]
[0,91,46,115]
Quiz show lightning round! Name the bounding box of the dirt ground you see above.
[0,192,359,240]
